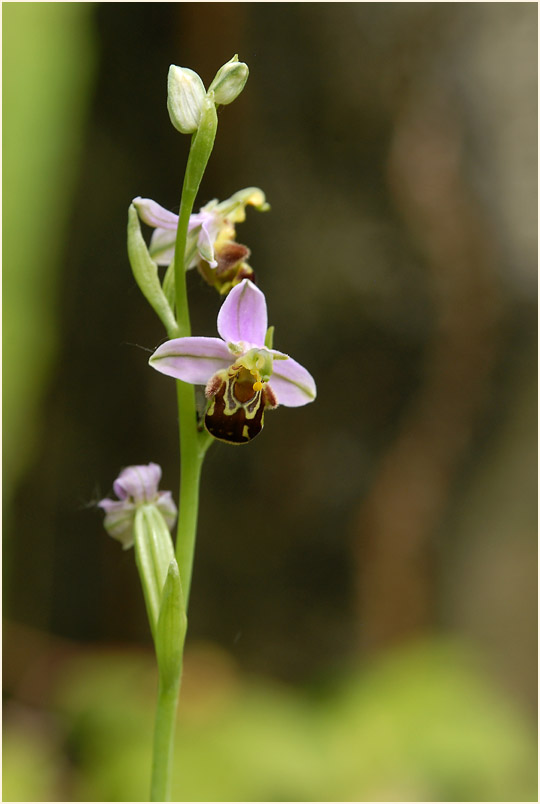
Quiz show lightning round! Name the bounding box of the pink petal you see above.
[189,209,217,232]
[217,279,267,346]
[269,352,317,407]
[149,337,232,384]
[113,462,162,501]
[133,197,179,229]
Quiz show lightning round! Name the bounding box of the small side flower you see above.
[98,462,177,549]
[133,187,269,294]
[99,463,182,642]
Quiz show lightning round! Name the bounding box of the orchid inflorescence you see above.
[98,56,316,801]
[129,186,316,446]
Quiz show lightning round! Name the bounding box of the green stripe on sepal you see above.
[156,560,187,690]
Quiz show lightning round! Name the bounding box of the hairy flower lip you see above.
[149,279,317,408]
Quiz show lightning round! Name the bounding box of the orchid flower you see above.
[149,279,316,444]
[98,463,177,549]
[133,187,269,272]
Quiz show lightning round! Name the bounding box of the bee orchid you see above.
[149,279,316,444]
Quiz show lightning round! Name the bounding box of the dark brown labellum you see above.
[205,372,271,444]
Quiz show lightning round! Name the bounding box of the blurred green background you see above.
[3,2,537,801]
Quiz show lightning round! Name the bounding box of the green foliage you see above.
[2,717,63,802]
[3,638,536,802]
[319,639,538,802]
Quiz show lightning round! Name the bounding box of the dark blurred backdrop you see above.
[3,3,537,801]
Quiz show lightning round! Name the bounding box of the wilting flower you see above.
[149,279,316,444]
[99,463,177,549]
[132,187,269,294]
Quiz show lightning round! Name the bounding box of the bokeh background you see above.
[3,2,537,801]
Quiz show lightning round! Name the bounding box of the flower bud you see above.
[208,55,249,106]
[167,65,206,134]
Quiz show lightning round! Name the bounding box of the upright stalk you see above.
[149,98,217,802]
[150,676,182,802]
[172,97,218,602]
[173,97,218,336]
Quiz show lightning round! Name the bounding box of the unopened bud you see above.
[208,55,249,106]
[167,65,206,134]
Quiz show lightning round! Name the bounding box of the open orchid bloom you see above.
[149,279,316,444]
[98,463,177,549]
[132,187,269,272]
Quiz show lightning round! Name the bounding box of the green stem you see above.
[150,677,182,802]
[149,97,218,802]
[175,383,206,605]
[173,97,218,604]
[174,97,218,336]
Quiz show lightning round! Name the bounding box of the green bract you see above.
[127,205,178,336]
[133,505,177,637]
[156,561,187,690]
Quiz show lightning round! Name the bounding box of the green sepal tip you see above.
[264,325,274,350]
